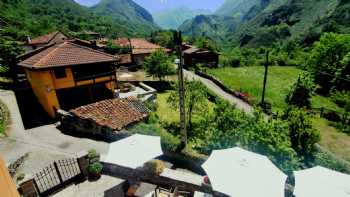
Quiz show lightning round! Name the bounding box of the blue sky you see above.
[74,0,225,13]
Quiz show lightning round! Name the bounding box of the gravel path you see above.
[0,90,108,174]
[183,70,253,114]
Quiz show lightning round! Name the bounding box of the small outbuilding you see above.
[183,46,219,68]
[59,98,149,140]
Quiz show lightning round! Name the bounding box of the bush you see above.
[88,162,103,174]
[313,149,350,174]
[286,72,316,108]
[331,91,350,108]
[129,122,160,136]
[160,131,181,152]
[143,159,165,175]
[282,108,320,162]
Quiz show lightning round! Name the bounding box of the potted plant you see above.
[88,162,103,180]
[88,149,100,163]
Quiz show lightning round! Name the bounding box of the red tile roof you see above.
[113,38,170,55]
[29,31,62,45]
[18,41,118,69]
[70,98,148,131]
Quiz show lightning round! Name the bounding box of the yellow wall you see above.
[0,156,20,197]
[25,67,116,118]
[25,69,60,118]
[52,68,75,89]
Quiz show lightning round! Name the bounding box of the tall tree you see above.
[167,80,208,132]
[144,50,175,81]
[0,35,24,82]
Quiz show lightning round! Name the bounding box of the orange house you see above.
[18,41,118,118]
[0,156,20,197]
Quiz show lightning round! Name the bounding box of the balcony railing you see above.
[74,71,116,82]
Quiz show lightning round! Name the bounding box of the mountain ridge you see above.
[154,7,211,30]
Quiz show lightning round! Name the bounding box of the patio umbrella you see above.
[294,166,350,197]
[104,134,163,169]
[202,147,287,197]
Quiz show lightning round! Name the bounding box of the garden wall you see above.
[57,110,130,142]
[194,70,254,105]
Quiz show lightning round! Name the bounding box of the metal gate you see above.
[33,158,82,196]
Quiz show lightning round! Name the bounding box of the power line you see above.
[316,71,350,83]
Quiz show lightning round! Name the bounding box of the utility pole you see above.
[261,50,269,105]
[174,31,187,150]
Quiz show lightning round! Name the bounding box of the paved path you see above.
[0,90,108,174]
[183,70,253,114]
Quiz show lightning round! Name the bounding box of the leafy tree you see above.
[282,108,320,162]
[286,72,316,108]
[194,37,217,51]
[0,35,24,81]
[144,50,175,81]
[167,80,208,132]
[308,33,350,94]
[150,30,175,49]
[104,41,131,55]
[197,100,300,173]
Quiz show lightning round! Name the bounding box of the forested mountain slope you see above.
[0,0,157,41]
[179,0,349,48]
[91,0,159,35]
[154,7,211,30]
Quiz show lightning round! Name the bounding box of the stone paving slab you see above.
[52,175,125,197]
[161,168,203,186]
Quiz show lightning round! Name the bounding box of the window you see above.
[54,68,67,79]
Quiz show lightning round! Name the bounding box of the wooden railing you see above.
[74,71,116,82]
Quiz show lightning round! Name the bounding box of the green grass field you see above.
[156,91,215,124]
[207,66,301,111]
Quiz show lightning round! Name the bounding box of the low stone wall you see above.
[161,151,208,175]
[57,110,130,142]
[195,70,254,105]
[102,162,228,196]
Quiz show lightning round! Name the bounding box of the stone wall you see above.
[57,110,130,142]
[195,70,254,105]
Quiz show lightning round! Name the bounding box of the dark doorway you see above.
[56,83,113,111]
[15,88,55,129]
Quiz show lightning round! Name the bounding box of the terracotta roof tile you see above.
[18,41,118,69]
[113,38,170,55]
[70,98,148,131]
[29,31,60,45]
